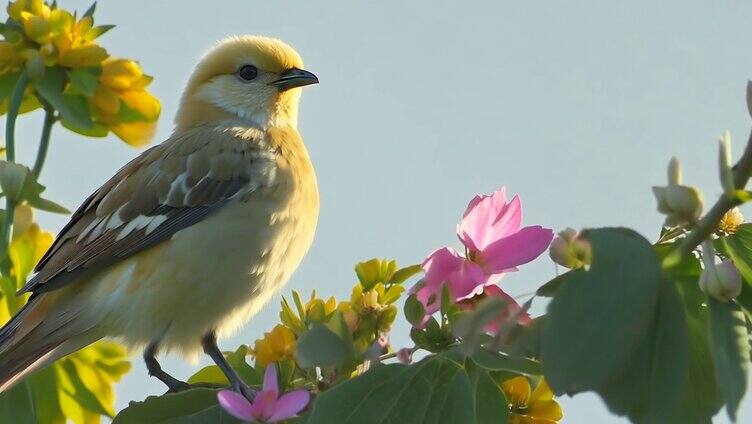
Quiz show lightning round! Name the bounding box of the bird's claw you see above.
[234,382,257,401]
[165,380,192,394]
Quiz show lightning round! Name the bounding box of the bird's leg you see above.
[143,342,190,393]
[201,331,256,400]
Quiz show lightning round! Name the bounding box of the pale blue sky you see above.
[7,0,752,422]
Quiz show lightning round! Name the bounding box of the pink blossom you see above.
[477,285,533,335]
[414,188,552,315]
[217,364,310,423]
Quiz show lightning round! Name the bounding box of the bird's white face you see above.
[176,36,318,130]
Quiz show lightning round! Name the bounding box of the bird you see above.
[0,35,319,399]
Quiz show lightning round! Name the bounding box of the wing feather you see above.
[21,125,275,294]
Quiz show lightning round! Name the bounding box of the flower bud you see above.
[549,228,591,269]
[652,183,703,226]
[0,161,30,202]
[719,131,735,195]
[717,207,744,235]
[700,260,742,302]
[668,156,682,186]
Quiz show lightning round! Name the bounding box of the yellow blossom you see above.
[501,377,563,424]
[8,1,107,68]
[90,58,160,146]
[718,207,744,235]
[251,324,296,366]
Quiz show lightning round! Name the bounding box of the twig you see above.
[670,128,752,263]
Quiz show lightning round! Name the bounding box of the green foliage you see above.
[112,389,242,424]
[187,345,261,387]
[296,323,352,368]
[305,348,515,424]
[541,228,664,393]
[708,299,750,420]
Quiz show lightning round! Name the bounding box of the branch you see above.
[672,128,752,261]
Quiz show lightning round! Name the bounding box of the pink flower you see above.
[477,285,533,335]
[217,364,310,423]
[415,188,552,315]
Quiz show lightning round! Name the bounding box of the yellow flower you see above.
[501,377,563,424]
[6,1,108,69]
[337,301,359,332]
[90,58,160,146]
[718,207,744,235]
[304,294,337,322]
[251,324,296,366]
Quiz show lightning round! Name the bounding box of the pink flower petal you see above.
[217,390,255,421]
[458,189,523,252]
[268,390,311,422]
[262,364,279,396]
[249,390,278,421]
[418,247,487,314]
[477,226,553,273]
[482,285,533,335]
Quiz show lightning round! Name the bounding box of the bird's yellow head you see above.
[175,36,318,131]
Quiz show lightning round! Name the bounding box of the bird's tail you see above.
[0,293,99,393]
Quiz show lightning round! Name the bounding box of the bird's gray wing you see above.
[21,125,276,294]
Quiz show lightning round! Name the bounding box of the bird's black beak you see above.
[270,68,319,91]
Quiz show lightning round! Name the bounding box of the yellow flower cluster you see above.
[0,0,160,146]
[252,324,296,367]
[91,58,161,146]
[251,259,417,369]
[6,0,107,69]
[502,377,563,424]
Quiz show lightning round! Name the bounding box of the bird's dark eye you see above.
[238,65,258,81]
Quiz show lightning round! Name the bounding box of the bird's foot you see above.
[164,380,192,394]
[233,382,257,401]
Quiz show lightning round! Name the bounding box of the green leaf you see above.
[0,380,36,424]
[66,67,101,97]
[0,72,21,103]
[598,279,688,423]
[296,323,350,368]
[708,298,750,420]
[82,2,97,19]
[541,227,663,394]
[467,361,509,424]
[35,67,93,129]
[61,119,109,138]
[188,345,261,386]
[535,272,570,297]
[718,223,752,283]
[387,264,422,286]
[671,257,724,423]
[26,196,70,214]
[470,348,543,376]
[404,294,426,327]
[306,350,486,424]
[58,358,112,417]
[112,388,242,424]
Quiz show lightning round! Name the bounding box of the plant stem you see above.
[4,72,28,162]
[0,72,28,272]
[674,128,752,260]
[32,106,56,178]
